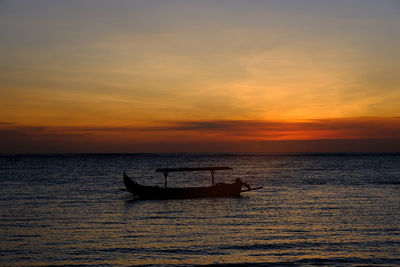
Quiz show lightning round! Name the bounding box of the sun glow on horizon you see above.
[1,0,399,152]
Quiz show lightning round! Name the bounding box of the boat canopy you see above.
[156,167,232,173]
[155,167,233,188]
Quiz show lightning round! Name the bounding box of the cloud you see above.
[1,117,400,153]
[1,116,400,143]
[0,121,15,126]
[135,118,400,141]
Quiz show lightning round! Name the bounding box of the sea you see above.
[1,153,399,266]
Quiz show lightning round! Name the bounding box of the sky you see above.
[1,0,400,153]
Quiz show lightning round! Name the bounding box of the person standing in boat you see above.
[235,178,251,190]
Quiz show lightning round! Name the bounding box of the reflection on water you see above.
[1,154,400,266]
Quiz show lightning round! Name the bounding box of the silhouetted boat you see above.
[123,167,262,199]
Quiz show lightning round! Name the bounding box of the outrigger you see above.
[123,167,262,199]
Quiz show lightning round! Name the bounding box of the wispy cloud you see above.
[1,117,400,140]
[1,117,400,153]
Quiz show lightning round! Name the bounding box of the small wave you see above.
[220,240,400,251]
[374,180,400,185]
[220,242,307,251]
[154,248,225,256]
[192,257,400,266]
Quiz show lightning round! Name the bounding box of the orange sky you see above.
[1,1,400,153]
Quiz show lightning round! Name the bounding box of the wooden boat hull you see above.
[124,173,244,199]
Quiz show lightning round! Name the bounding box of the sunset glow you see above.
[1,0,399,152]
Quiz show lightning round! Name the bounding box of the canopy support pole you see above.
[163,172,168,188]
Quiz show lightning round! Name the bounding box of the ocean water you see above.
[1,153,399,266]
